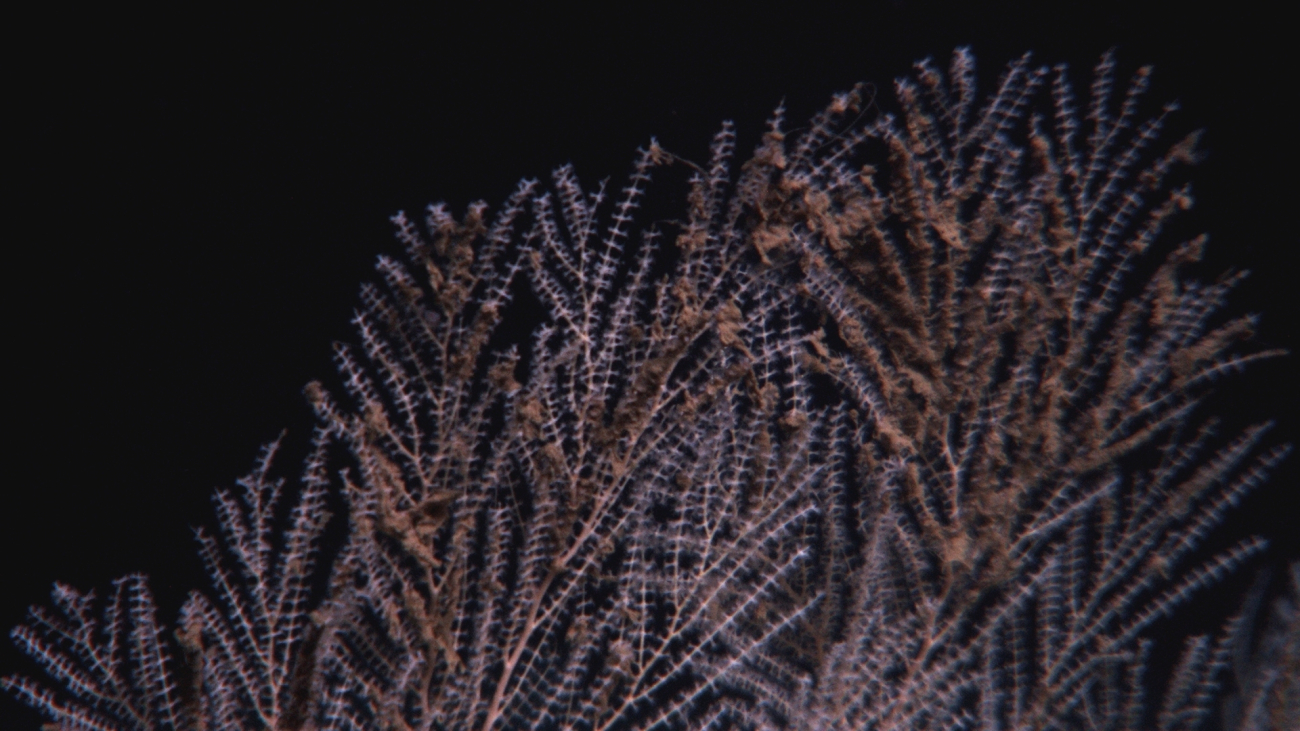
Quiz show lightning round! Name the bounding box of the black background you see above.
[4,3,1295,727]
